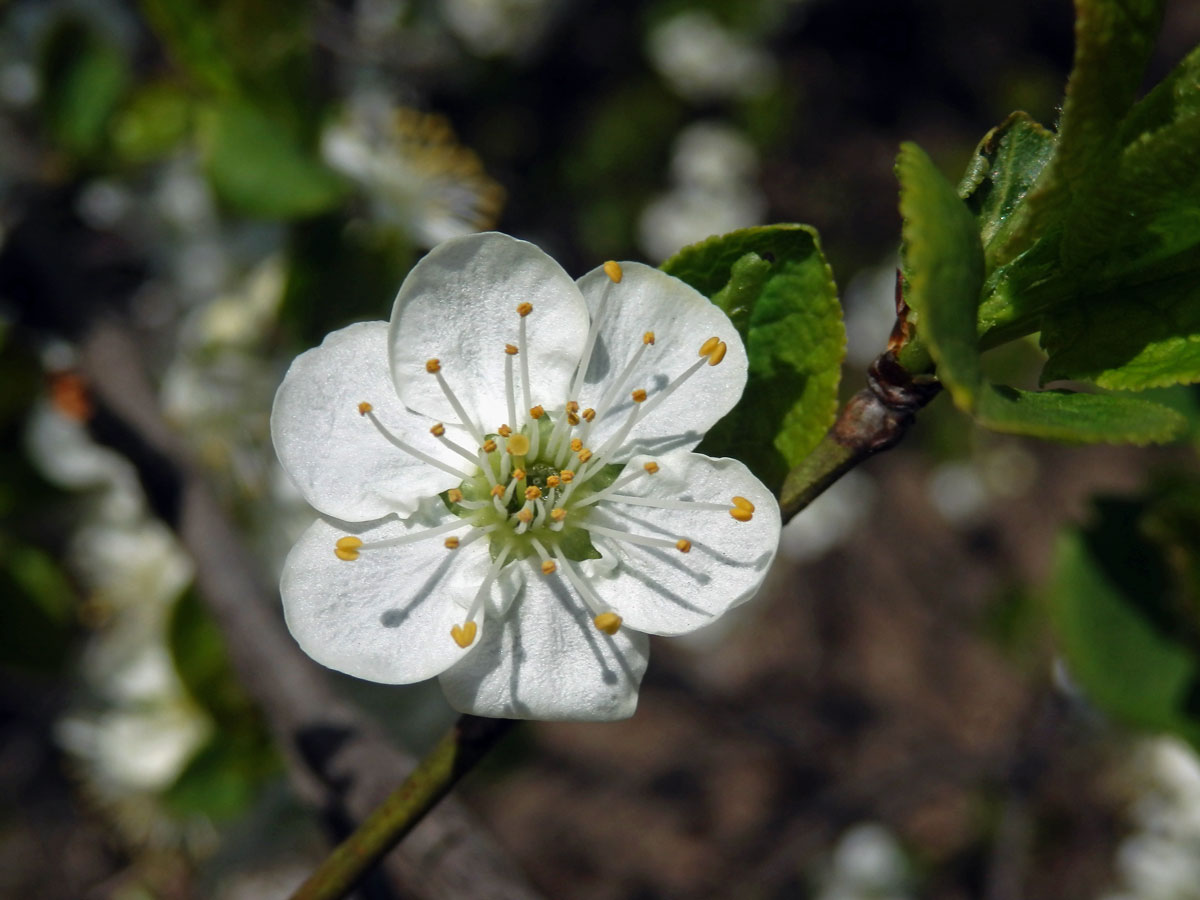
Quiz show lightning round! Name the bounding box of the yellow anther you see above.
[529,405,545,419]
[448,488,464,503]
[560,470,575,483]
[506,433,530,455]
[643,331,655,345]
[578,448,593,463]
[497,424,512,437]
[699,337,720,358]
[426,358,441,374]
[593,612,622,635]
[570,438,583,452]
[516,508,534,524]
[357,401,373,416]
[525,485,542,501]
[729,507,753,522]
[444,536,460,549]
[334,536,363,561]
[491,484,505,497]
[644,461,659,474]
[430,423,446,437]
[546,475,560,488]
[567,412,580,426]
[732,496,756,513]
[512,468,527,482]
[566,400,580,414]
[603,260,623,283]
[676,539,692,553]
[451,622,477,648]
[482,439,497,453]
[582,407,595,422]
[517,302,533,317]
[550,508,568,521]
[505,343,519,355]
[631,388,647,403]
[707,341,728,366]
[541,559,557,575]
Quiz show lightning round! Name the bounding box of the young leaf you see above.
[1040,266,1200,391]
[199,102,349,219]
[897,142,985,410]
[39,19,130,159]
[957,112,1057,262]
[661,225,844,492]
[975,384,1186,445]
[993,0,1167,263]
[1049,500,1200,745]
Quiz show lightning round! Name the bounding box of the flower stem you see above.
[290,715,516,900]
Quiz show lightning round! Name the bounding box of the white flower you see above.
[271,232,781,721]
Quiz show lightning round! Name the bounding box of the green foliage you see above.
[0,542,75,673]
[1049,491,1200,745]
[957,112,1056,266]
[897,142,985,410]
[38,18,130,160]
[661,225,844,493]
[167,590,278,820]
[199,102,349,220]
[110,80,193,166]
[974,385,1185,445]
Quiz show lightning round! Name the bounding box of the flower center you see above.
[340,260,757,649]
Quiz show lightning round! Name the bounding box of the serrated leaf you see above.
[1049,502,1200,744]
[975,383,1185,444]
[994,0,1166,262]
[958,112,1057,262]
[897,142,985,410]
[661,224,844,492]
[199,102,348,220]
[1040,267,1200,391]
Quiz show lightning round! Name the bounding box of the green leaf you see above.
[1048,500,1200,744]
[661,224,844,492]
[1040,267,1200,390]
[975,383,1186,444]
[169,588,257,721]
[162,731,277,822]
[994,0,1166,262]
[39,19,130,159]
[896,142,985,409]
[199,102,348,219]
[110,80,193,165]
[958,112,1057,263]
[1118,42,1200,146]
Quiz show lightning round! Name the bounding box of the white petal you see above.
[271,321,467,521]
[584,450,779,635]
[388,233,590,430]
[575,262,748,458]
[439,562,649,721]
[281,513,498,684]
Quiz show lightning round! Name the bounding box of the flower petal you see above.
[281,513,496,684]
[389,233,590,431]
[438,564,649,721]
[584,450,779,635]
[575,262,748,458]
[271,321,467,521]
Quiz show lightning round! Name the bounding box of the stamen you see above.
[559,469,575,483]
[517,307,532,415]
[462,543,514,625]
[593,612,622,635]
[504,347,518,432]
[577,448,593,463]
[529,537,556,574]
[360,406,471,479]
[512,467,527,482]
[427,362,484,443]
[571,462,659,508]
[586,522,691,551]
[733,496,755,512]
[428,423,483,467]
[603,260,623,283]
[591,337,653,424]
[730,507,754,522]
[525,485,542,501]
[698,337,719,358]
[527,406,542,458]
[482,439,497,453]
[631,388,647,403]
[498,424,512,437]
[550,508,567,522]
[335,536,363,561]
[546,474,560,488]
[644,461,659,474]
[445,537,460,549]
[448,489,464,503]
[582,407,595,422]
[595,494,729,512]
[517,302,533,317]
[335,518,470,559]
[570,438,584,452]
[451,622,477,648]
[643,331,655,345]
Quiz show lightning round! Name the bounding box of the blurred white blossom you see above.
[639,121,766,262]
[816,823,914,900]
[322,94,504,247]
[439,0,563,58]
[648,10,776,102]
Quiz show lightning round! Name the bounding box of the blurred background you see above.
[3,0,1200,897]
